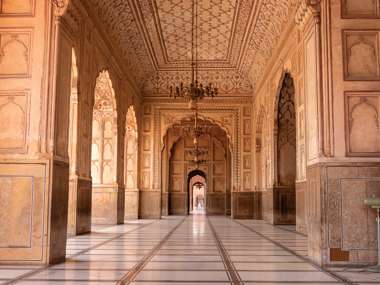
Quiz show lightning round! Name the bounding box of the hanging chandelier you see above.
[169,0,218,102]
[188,108,208,168]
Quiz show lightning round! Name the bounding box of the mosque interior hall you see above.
[1,0,380,284]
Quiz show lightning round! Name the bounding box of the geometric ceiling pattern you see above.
[90,0,297,96]
[157,0,236,62]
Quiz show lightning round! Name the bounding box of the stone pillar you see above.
[139,104,161,219]
[297,0,380,265]
[0,0,74,264]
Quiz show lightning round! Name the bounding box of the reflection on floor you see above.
[1,216,379,284]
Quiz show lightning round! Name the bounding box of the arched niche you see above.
[91,71,117,185]
[91,70,119,224]
[273,72,296,225]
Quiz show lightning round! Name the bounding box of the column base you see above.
[124,189,139,220]
[231,191,262,219]
[67,176,92,236]
[307,162,380,266]
[92,184,124,225]
[139,190,161,219]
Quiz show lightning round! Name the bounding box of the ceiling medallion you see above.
[169,0,218,103]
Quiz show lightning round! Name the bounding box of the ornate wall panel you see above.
[343,30,380,80]
[0,163,46,262]
[0,29,32,77]
[0,0,35,15]
[305,28,319,162]
[140,104,153,191]
[345,92,380,156]
[325,164,380,263]
[0,91,29,153]
[342,0,380,18]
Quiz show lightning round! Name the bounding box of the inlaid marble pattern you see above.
[1,216,378,284]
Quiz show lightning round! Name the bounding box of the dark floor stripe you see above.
[207,216,243,285]
[117,218,186,285]
[233,220,355,285]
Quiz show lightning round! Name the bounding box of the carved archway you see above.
[188,170,207,215]
[162,119,231,216]
[91,71,118,224]
[273,72,296,225]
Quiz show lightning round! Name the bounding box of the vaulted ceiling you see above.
[90,0,297,96]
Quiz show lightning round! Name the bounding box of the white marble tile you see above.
[239,270,337,282]
[135,270,229,281]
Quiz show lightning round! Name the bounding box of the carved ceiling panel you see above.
[156,0,236,62]
[88,0,297,95]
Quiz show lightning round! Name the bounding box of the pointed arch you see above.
[125,105,138,190]
[91,70,118,185]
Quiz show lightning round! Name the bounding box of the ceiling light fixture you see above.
[169,0,218,103]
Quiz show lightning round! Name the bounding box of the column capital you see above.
[295,0,321,28]
[52,0,69,16]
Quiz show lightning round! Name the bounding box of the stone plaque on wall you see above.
[345,92,380,156]
[343,31,380,80]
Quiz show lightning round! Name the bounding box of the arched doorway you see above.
[274,73,296,225]
[91,71,118,224]
[188,170,207,215]
[124,106,138,219]
[163,119,231,216]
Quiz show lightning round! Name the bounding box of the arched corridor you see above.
[1,0,380,284]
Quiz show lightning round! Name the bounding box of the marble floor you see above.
[1,216,379,285]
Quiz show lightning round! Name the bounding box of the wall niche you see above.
[343,31,380,80]
[345,92,380,156]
